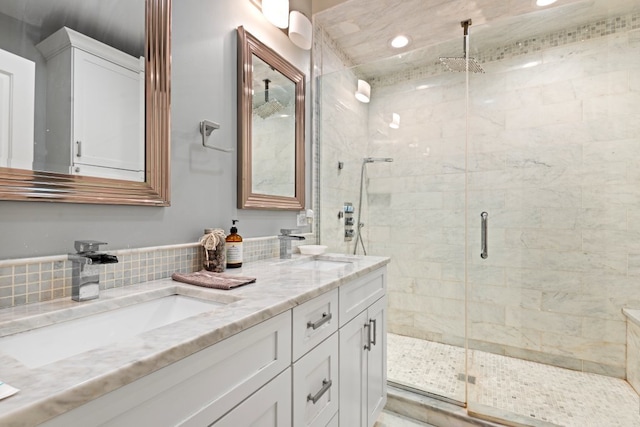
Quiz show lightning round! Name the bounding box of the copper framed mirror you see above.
[0,0,171,206]
[237,26,305,210]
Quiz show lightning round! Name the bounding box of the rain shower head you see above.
[364,157,394,163]
[253,78,285,119]
[439,19,485,74]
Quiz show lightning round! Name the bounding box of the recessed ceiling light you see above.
[536,0,558,6]
[390,35,410,49]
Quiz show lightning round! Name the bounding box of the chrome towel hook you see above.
[200,120,233,153]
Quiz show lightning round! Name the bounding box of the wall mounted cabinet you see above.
[36,27,144,182]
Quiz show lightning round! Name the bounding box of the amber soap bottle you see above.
[226,220,243,268]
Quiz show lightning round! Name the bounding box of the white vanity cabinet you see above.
[36,27,144,182]
[38,265,387,427]
[339,270,388,427]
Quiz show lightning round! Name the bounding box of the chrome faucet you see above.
[69,240,118,301]
[278,229,306,259]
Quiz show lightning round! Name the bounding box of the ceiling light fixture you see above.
[536,0,558,6]
[262,0,290,29]
[289,11,312,50]
[355,79,371,103]
[390,35,410,49]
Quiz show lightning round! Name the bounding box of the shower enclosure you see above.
[314,0,640,425]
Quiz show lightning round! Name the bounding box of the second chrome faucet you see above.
[278,229,306,259]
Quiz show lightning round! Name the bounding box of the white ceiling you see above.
[314,0,640,76]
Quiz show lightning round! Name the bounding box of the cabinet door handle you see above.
[364,322,372,351]
[307,312,332,330]
[307,379,332,404]
[76,140,82,157]
[370,318,377,346]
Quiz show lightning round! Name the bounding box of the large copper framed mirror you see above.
[0,0,171,206]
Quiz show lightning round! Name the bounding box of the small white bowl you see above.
[298,245,328,255]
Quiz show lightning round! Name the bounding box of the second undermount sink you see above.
[0,293,229,368]
[290,258,354,271]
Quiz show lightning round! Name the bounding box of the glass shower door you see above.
[464,7,640,424]
[359,58,469,404]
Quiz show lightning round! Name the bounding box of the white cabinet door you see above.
[72,49,144,180]
[339,296,387,427]
[366,296,387,424]
[293,333,339,427]
[339,309,368,427]
[212,368,292,427]
[0,47,34,170]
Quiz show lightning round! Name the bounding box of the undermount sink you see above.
[0,294,228,368]
[290,259,354,271]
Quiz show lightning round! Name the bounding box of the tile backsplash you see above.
[0,234,312,310]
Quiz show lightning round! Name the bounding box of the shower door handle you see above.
[480,212,488,259]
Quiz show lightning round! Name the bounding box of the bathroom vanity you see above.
[0,254,388,427]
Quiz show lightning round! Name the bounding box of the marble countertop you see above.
[0,253,389,426]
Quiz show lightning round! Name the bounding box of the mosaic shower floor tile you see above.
[387,333,640,427]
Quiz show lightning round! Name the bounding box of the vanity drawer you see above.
[293,333,339,427]
[292,288,339,361]
[339,267,386,327]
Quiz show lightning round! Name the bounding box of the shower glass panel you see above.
[316,42,469,403]
[465,4,640,425]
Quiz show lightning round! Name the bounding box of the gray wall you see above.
[0,0,312,260]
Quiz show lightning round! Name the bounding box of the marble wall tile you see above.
[469,283,541,310]
[468,302,506,326]
[541,332,626,366]
[582,317,626,345]
[627,321,640,393]
[505,100,583,130]
[541,291,624,321]
[469,322,541,350]
[583,92,640,121]
[505,268,583,293]
[504,229,582,251]
[540,207,628,230]
[506,307,582,336]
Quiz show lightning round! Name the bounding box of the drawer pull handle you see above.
[370,318,377,346]
[307,379,332,404]
[307,312,332,330]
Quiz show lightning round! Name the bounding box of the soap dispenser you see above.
[226,220,243,268]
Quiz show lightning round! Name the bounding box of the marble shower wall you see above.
[318,20,640,376]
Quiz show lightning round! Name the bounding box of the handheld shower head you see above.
[364,157,394,163]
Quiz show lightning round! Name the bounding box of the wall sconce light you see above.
[389,113,400,129]
[355,79,371,103]
[289,10,312,50]
[262,0,289,29]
